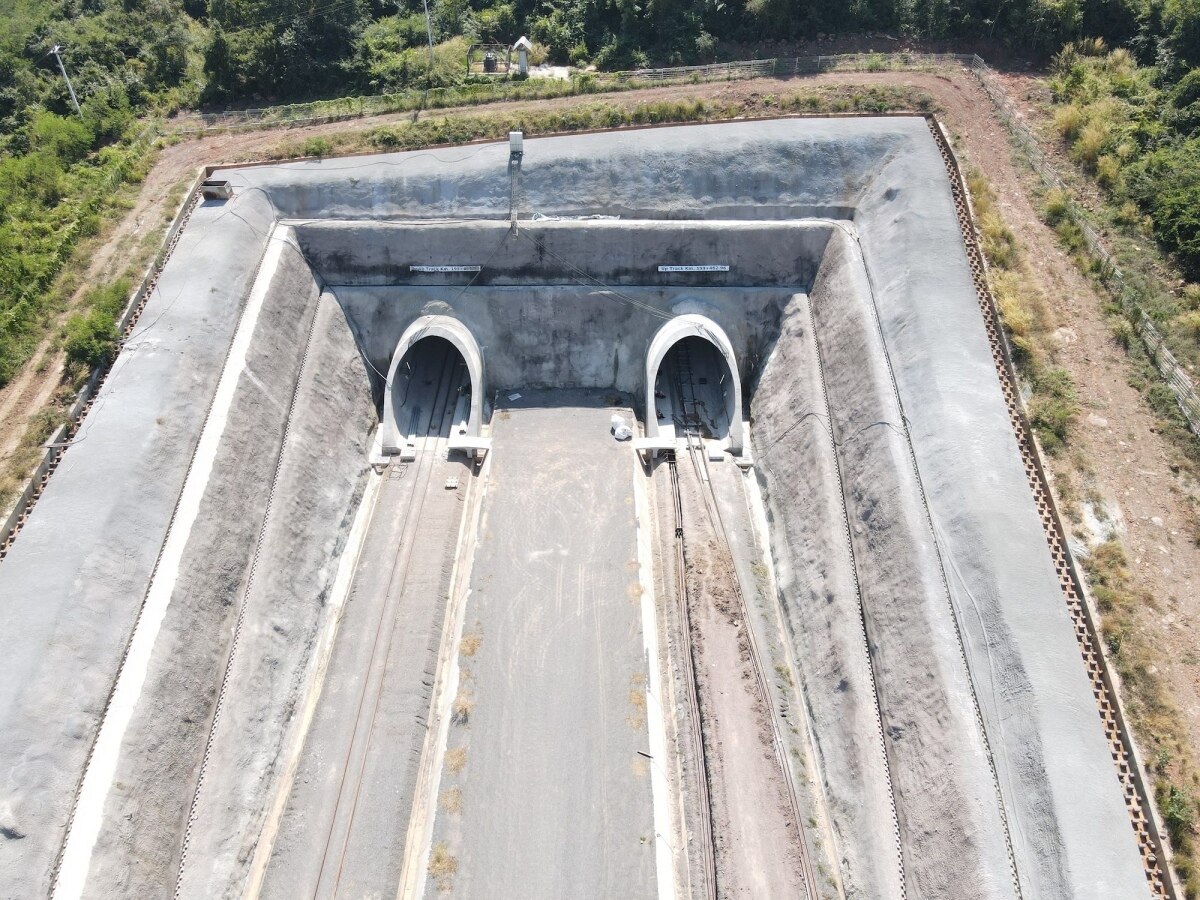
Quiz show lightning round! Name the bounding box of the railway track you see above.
[312,343,465,897]
[665,454,718,900]
[665,343,820,900]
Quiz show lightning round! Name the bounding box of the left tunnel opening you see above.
[389,336,471,454]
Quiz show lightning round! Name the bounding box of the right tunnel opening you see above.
[655,336,736,443]
[646,314,744,454]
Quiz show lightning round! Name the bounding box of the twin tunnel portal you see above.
[381,312,744,462]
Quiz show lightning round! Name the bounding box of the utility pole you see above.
[420,0,435,82]
[50,44,82,118]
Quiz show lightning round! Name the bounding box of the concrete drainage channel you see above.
[0,117,1172,900]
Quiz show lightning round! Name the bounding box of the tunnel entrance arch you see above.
[646,314,744,454]
[383,315,484,455]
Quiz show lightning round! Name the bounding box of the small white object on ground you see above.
[508,392,522,401]
[611,414,633,442]
[445,476,459,490]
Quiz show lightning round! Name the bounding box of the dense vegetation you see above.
[2,0,1200,386]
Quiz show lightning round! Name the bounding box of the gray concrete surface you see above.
[752,292,905,900]
[332,284,798,408]
[0,191,275,897]
[82,237,325,898]
[425,392,656,900]
[857,142,1150,898]
[174,289,375,899]
[0,118,1152,900]
[214,119,899,220]
[810,229,1017,898]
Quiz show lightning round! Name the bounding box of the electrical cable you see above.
[515,227,675,321]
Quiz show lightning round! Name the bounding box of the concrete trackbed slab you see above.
[426,392,656,900]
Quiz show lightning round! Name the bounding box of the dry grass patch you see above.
[459,626,482,657]
[626,673,647,730]
[452,687,474,726]
[440,786,463,815]
[428,842,459,892]
[445,746,468,774]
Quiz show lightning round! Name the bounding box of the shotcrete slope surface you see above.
[82,234,329,898]
[0,193,276,897]
[857,144,1148,897]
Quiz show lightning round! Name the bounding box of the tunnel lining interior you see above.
[382,314,485,454]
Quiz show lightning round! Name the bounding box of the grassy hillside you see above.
[1,0,1200,389]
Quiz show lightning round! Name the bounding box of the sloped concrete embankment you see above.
[0,192,276,897]
[173,285,376,898]
[751,291,903,900]
[79,235,338,896]
[856,144,1152,898]
[761,230,1019,899]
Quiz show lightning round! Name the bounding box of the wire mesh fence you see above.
[162,52,977,134]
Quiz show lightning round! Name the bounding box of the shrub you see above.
[1096,153,1123,190]
[1115,200,1142,226]
[568,42,590,66]
[981,213,1019,269]
[1030,366,1079,452]
[1072,120,1111,168]
[1043,187,1073,226]
[302,137,332,157]
[1109,314,1135,349]
[63,309,120,369]
[1176,309,1200,340]
[61,278,131,370]
[1054,103,1086,141]
[27,112,94,164]
[1184,283,1200,310]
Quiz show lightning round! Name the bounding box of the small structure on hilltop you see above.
[466,43,512,75]
[513,36,533,75]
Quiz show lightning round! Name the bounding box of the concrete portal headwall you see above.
[299,219,828,433]
[645,315,743,453]
[383,315,485,452]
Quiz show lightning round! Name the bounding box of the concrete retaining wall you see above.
[80,234,333,898]
[0,191,276,897]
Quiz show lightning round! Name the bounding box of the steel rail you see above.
[318,343,464,897]
[664,452,718,900]
[684,436,820,900]
[669,346,819,900]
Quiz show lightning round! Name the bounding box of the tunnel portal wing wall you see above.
[383,315,484,453]
[646,314,743,453]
